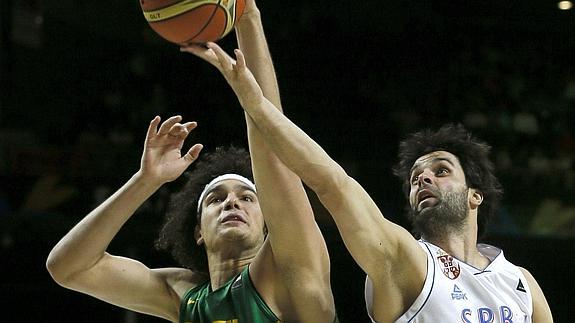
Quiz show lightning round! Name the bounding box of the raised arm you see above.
[199,44,429,319]
[46,116,204,321]
[182,3,334,321]
[234,4,335,306]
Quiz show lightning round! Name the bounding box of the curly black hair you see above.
[393,124,503,238]
[155,146,253,274]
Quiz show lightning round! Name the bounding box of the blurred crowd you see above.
[1,0,574,241]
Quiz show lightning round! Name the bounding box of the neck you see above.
[206,245,259,290]
[425,217,490,270]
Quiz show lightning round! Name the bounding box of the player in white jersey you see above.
[180,42,553,322]
[361,125,552,323]
[366,241,534,322]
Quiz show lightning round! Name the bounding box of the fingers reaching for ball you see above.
[181,42,248,80]
[233,48,247,70]
[181,41,263,111]
[179,44,216,64]
[205,42,235,71]
[180,43,238,73]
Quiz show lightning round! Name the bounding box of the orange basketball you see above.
[140,0,246,45]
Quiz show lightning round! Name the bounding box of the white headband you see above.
[196,174,257,214]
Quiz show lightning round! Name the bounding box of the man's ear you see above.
[469,189,483,209]
[194,225,204,246]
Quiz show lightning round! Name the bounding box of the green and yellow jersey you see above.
[179,266,339,323]
[179,266,280,323]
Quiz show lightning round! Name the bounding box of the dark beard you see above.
[408,187,469,240]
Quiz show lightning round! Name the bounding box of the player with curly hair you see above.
[46,1,336,322]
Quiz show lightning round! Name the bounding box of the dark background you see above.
[1,0,574,322]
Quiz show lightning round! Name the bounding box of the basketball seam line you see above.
[182,0,223,44]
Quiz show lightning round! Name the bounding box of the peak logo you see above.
[516,279,526,293]
[451,284,468,300]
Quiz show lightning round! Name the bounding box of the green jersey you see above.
[179,266,339,323]
[179,266,280,323]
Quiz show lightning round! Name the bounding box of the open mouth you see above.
[416,189,439,211]
[417,189,435,204]
[221,213,247,224]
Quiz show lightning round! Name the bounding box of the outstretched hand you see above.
[140,115,203,185]
[180,43,264,111]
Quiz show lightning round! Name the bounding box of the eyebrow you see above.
[205,183,256,199]
[410,157,456,175]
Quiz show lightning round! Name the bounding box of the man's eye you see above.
[437,168,449,175]
[208,198,222,204]
[242,196,254,202]
[411,175,419,185]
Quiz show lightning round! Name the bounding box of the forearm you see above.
[235,7,282,159]
[246,98,346,197]
[46,172,161,282]
[235,9,281,110]
[235,7,329,271]
[235,5,309,211]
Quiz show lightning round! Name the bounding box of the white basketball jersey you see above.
[365,240,533,323]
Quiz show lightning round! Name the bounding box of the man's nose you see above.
[418,170,433,186]
[223,194,239,210]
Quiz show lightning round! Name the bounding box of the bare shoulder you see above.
[518,267,554,323]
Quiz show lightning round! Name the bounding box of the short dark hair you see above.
[393,124,503,237]
[155,146,253,274]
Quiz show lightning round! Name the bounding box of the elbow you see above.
[45,250,74,286]
[46,249,106,288]
[46,252,65,284]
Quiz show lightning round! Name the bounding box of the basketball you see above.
[140,0,246,45]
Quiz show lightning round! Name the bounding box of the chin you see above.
[416,205,437,216]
